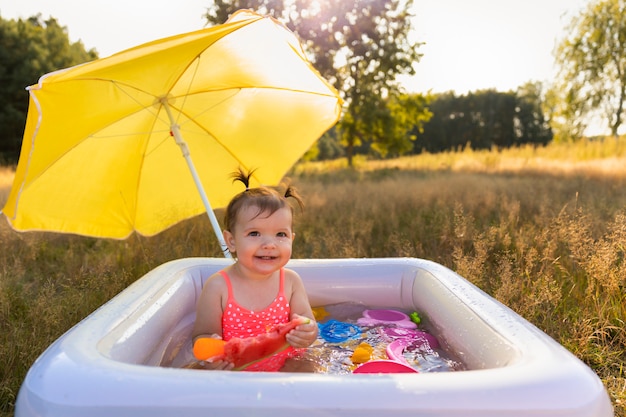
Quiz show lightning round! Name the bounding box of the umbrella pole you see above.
[162,101,232,259]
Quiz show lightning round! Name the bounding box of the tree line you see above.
[0,0,624,165]
[414,84,553,155]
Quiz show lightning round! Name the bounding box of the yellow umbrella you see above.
[2,10,342,257]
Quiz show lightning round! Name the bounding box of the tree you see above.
[554,0,626,138]
[301,128,345,161]
[0,15,97,163]
[205,0,427,165]
[543,83,584,143]
[371,93,432,158]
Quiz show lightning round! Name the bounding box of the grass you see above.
[1,139,626,416]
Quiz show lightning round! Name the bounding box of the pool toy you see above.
[318,319,361,343]
[193,338,224,361]
[14,257,614,416]
[357,309,417,329]
[350,342,373,364]
[382,327,439,349]
[353,360,417,374]
[409,311,421,324]
[193,317,308,370]
[386,339,411,366]
[311,306,330,321]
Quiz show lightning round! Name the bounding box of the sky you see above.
[0,0,591,95]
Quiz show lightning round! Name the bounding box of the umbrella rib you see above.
[168,56,200,127]
[166,93,251,170]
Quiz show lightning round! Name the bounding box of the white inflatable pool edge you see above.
[15,257,614,416]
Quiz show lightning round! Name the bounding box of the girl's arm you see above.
[192,273,227,342]
[192,274,235,370]
[285,269,319,348]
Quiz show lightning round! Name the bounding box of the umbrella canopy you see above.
[2,10,342,255]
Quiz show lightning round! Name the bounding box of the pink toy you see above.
[384,327,439,366]
[382,327,439,349]
[353,360,418,374]
[357,309,417,329]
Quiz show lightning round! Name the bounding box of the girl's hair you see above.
[223,168,304,233]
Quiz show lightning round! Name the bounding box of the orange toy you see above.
[193,338,226,361]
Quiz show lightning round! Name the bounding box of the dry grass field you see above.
[1,140,625,416]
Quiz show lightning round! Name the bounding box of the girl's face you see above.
[224,205,294,277]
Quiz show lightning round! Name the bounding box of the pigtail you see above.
[230,167,257,191]
[284,183,304,211]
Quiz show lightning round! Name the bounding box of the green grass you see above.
[1,140,625,416]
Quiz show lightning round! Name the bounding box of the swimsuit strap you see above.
[278,267,285,294]
[219,270,235,304]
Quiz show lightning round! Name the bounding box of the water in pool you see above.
[167,302,466,373]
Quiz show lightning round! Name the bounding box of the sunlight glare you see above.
[299,0,321,17]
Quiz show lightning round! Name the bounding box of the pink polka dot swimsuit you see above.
[220,268,293,371]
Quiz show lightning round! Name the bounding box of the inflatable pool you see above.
[15,257,613,416]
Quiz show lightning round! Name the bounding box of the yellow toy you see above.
[350,342,373,364]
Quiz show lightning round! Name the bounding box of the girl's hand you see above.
[285,314,318,348]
